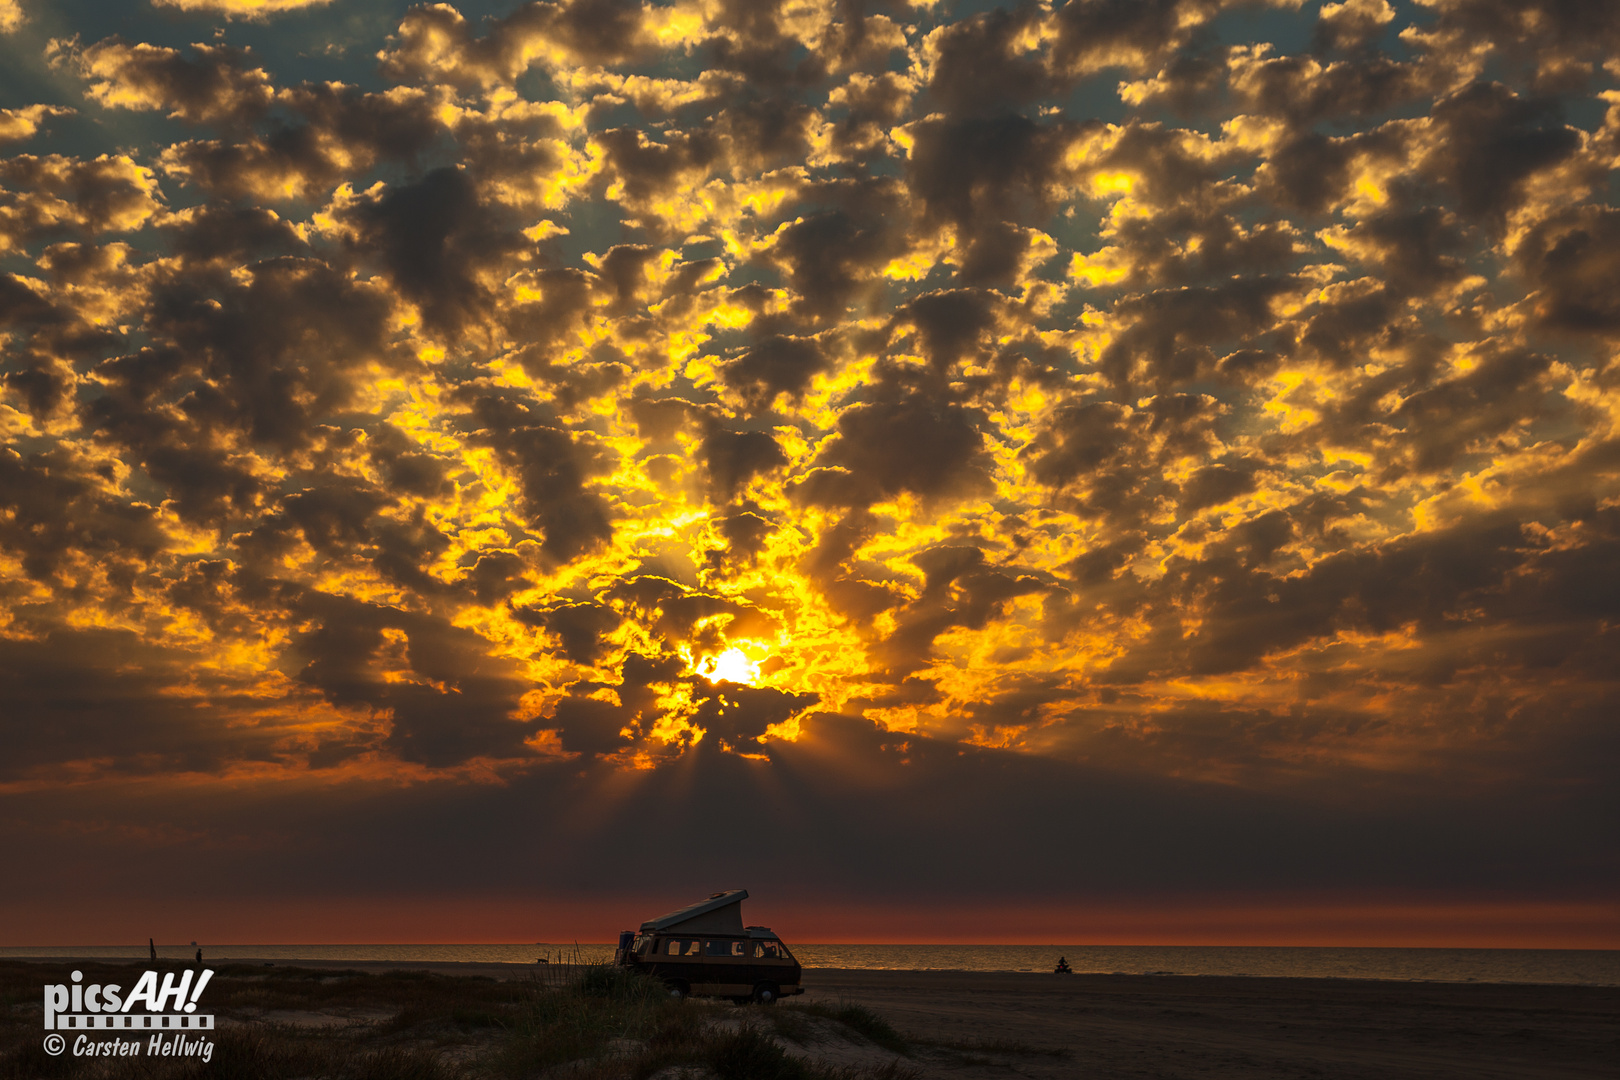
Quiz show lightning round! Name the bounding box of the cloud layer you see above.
[1,0,1617,939]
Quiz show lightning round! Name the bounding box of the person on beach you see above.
[196,947,203,964]
[1055,956,1073,974]
[149,938,157,961]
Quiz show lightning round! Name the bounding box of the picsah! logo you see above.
[41,968,215,1062]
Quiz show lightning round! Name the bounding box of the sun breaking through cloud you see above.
[1,0,1616,943]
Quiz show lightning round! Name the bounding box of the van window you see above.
[752,941,782,959]
[667,940,681,956]
[701,940,745,957]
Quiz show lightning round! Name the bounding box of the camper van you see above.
[615,889,804,1003]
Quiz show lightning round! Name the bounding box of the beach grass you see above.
[775,1001,908,1054]
[0,960,916,1079]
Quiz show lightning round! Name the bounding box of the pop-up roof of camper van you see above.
[639,889,749,934]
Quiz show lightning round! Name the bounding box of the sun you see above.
[704,645,762,685]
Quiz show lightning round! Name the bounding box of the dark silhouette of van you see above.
[615,889,803,1003]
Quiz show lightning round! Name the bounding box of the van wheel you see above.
[667,981,689,999]
[752,983,778,1005]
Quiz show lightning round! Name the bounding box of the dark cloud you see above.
[695,0,830,85]
[871,544,1047,676]
[285,593,535,766]
[1228,49,1431,126]
[68,38,276,127]
[380,0,647,88]
[512,600,621,664]
[1420,82,1582,225]
[1099,277,1292,390]
[0,629,275,779]
[711,509,775,566]
[715,95,817,172]
[1518,206,1620,335]
[827,71,912,158]
[1295,281,1402,368]
[1169,513,1535,676]
[151,257,399,452]
[766,200,906,320]
[158,81,448,201]
[690,682,817,746]
[0,272,61,328]
[1025,400,1135,487]
[0,153,164,249]
[366,422,450,499]
[798,390,994,507]
[1178,459,1259,512]
[341,166,523,336]
[904,111,1082,274]
[926,4,1056,113]
[0,446,166,584]
[698,423,788,503]
[603,575,776,649]
[591,243,657,313]
[899,289,1000,371]
[1388,346,1553,473]
[1329,205,1468,297]
[548,649,687,757]
[1053,0,1230,76]
[720,334,830,407]
[1312,0,1397,54]
[594,125,721,213]
[460,391,617,565]
[165,203,307,264]
[502,267,599,376]
[1253,127,1399,214]
[1415,0,1620,80]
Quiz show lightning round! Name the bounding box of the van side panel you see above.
[626,934,802,997]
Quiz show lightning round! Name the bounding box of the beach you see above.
[800,968,1620,1079]
[5,957,1616,1078]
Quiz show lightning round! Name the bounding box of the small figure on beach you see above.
[1054,956,1073,974]
[149,938,157,961]
[196,947,203,964]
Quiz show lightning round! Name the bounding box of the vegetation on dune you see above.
[0,961,917,1079]
[778,1002,908,1055]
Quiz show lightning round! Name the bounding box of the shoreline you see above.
[5,955,1618,989]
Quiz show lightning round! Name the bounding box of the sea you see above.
[3,944,1616,987]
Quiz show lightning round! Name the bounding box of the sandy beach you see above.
[800,968,1620,1079]
[9,957,1616,1078]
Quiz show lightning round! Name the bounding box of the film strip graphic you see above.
[48,1014,213,1031]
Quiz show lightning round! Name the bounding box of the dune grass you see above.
[775,1001,908,1055]
[0,960,916,1079]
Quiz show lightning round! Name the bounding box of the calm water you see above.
[3,944,1616,986]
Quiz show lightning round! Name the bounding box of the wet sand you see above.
[801,968,1620,1079]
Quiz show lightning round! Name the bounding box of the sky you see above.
[1,0,1617,949]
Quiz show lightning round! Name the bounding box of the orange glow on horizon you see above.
[1,898,1613,952]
